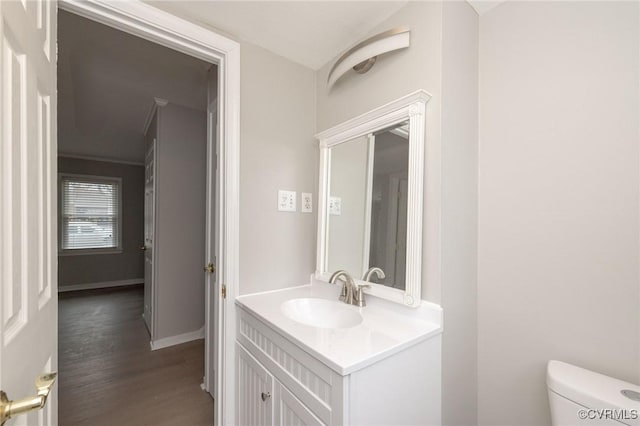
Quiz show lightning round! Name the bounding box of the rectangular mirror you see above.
[316,91,431,307]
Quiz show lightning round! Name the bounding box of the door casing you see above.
[57,1,241,424]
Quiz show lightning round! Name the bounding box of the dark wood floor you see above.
[59,285,213,426]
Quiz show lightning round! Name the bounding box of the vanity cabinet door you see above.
[237,343,274,426]
[274,382,325,426]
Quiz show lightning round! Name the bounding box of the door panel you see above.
[143,141,155,334]
[275,383,324,426]
[205,65,221,417]
[237,344,273,426]
[0,0,57,425]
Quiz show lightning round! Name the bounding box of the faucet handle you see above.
[355,284,370,307]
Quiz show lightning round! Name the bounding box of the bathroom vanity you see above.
[235,280,442,425]
[235,90,442,425]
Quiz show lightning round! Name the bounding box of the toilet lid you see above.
[548,360,640,426]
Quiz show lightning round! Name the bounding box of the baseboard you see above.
[150,326,205,351]
[58,278,144,293]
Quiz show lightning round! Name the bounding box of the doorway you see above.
[56,8,216,425]
[0,0,239,425]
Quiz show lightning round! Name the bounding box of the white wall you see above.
[478,2,640,424]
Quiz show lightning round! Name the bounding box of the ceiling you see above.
[146,1,509,71]
[146,1,410,70]
[58,10,211,163]
[59,1,506,163]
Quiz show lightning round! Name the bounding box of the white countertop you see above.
[235,280,443,375]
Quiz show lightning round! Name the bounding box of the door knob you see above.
[261,392,271,401]
[139,245,146,251]
[204,263,215,274]
[0,372,57,425]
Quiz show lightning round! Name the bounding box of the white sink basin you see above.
[280,298,363,329]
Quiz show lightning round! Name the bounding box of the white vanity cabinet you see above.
[237,343,323,426]
[236,301,442,426]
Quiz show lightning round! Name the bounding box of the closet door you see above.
[237,343,274,426]
[143,139,155,334]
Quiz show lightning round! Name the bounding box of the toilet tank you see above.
[547,360,640,426]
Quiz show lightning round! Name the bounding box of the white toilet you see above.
[547,360,640,425]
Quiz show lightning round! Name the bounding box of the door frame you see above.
[57,1,240,425]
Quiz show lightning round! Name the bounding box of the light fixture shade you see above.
[327,27,410,89]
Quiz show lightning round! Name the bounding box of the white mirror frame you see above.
[315,90,431,307]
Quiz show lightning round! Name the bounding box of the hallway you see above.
[59,286,213,425]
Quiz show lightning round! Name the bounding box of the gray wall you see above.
[478,2,639,424]
[154,103,207,339]
[58,157,144,287]
[440,2,479,425]
[316,3,479,425]
[239,42,318,296]
[145,1,318,300]
[327,136,369,276]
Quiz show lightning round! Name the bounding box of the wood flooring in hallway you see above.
[59,285,213,426]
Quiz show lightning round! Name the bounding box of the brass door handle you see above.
[204,263,215,274]
[139,245,146,251]
[1,372,57,425]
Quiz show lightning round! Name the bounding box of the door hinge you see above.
[221,284,227,299]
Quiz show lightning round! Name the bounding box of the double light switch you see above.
[278,190,313,213]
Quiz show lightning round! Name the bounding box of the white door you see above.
[204,65,223,418]
[0,0,58,425]
[237,344,273,426]
[143,140,155,334]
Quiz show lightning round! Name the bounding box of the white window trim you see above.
[58,173,124,256]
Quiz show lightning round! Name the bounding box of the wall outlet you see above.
[278,190,296,212]
[301,193,312,213]
[329,196,341,215]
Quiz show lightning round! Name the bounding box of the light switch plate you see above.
[278,190,296,212]
[329,196,341,215]
[301,193,312,213]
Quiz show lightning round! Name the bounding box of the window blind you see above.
[61,176,121,250]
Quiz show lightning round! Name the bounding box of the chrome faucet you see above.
[362,267,385,282]
[329,270,358,305]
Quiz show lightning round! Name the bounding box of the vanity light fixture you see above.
[327,27,410,89]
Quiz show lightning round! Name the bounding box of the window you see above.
[60,174,122,254]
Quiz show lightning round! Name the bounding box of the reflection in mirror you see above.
[369,122,409,290]
[327,135,369,278]
[327,121,409,290]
